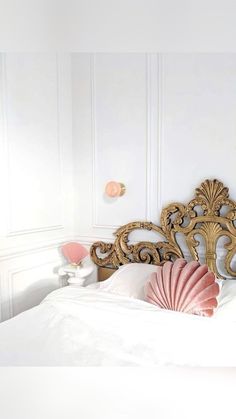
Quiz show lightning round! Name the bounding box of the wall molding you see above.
[90,53,121,230]
[7,260,60,318]
[145,53,159,222]
[145,53,152,221]
[0,53,74,322]
[0,235,73,321]
[7,225,64,237]
[76,234,116,246]
[90,53,160,231]
[1,53,65,237]
[0,235,74,262]
[157,53,163,220]
[90,54,119,230]
[0,53,11,237]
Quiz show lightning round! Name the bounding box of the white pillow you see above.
[91,263,158,300]
[214,279,236,319]
[88,266,236,311]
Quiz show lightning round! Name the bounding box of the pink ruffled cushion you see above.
[144,258,220,317]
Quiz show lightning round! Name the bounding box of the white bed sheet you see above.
[0,286,236,366]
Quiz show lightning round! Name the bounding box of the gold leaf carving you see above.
[90,179,236,278]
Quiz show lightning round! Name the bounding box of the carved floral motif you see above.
[90,179,236,278]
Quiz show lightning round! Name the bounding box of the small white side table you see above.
[58,264,94,287]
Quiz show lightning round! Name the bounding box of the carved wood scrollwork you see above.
[90,179,236,278]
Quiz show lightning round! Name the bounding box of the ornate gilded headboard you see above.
[90,179,236,280]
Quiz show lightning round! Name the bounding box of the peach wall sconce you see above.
[105,181,126,197]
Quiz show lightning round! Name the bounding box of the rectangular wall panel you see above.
[72,53,159,240]
[160,53,236,207]
[4,53,62,234]
[0,245,66,321]
[10,261,60,317]
[93,54,148,227]
[0,53,74,320]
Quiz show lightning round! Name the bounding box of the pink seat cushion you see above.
[144,258,220,317]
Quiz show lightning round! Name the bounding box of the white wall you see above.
[72,53,236,246]
[2,52,236,320]
[0,53,74,321]
[160,54,236,206]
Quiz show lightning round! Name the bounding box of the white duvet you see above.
[0,285,236,366]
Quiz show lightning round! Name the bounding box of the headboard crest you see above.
[90,179,236,279]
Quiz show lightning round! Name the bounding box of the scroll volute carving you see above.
[90,179,236,279]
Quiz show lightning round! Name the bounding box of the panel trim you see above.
[91,53,159,230]
[146,53,159,222]
[0,53,11,236]
[7,260,60,318]
[157,53,163,219]
[2,53,64,236]
[0,235,72,321]
[76,234,116,245]
[7,225,64,237]
[90,54,119,230]
[145,53,152,220]
[0,235,73,261]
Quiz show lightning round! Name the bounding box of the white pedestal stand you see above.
[58,258,94,287]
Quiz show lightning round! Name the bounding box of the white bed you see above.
[0,276,235,366]
[1,178,236,367]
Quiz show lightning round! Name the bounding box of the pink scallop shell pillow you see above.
[61,242,88,265]
[144,258,220,317]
